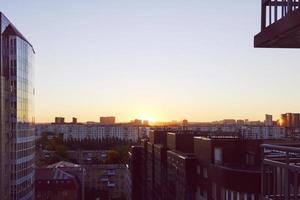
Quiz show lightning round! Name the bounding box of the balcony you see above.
[254,0,300,48]
[208,164,261,193]
[261,144,300,200]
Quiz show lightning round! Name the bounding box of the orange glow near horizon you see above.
[137,113,158,122]
[279,119,284,126]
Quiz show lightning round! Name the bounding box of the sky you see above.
[1,0,300,123]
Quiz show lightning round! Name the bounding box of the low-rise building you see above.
[40,161,130,200]
[35,167,81,200]
[46,161,86,200]
[83,164,129,199]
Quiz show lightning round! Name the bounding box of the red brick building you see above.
[35,168,81,200]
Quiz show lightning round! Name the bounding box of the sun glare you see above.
[138,114,157,122]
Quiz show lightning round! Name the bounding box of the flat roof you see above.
[167,150,196,160]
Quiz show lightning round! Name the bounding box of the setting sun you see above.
[138,114,157,122]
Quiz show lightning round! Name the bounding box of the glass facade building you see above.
[0,13,35,200]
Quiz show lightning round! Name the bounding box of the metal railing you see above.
[261,0,300,30]
[261,144,300,200]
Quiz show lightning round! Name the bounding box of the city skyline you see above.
[37,113,283,124]
[2,1,300,123]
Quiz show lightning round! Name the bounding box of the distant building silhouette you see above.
[72,117,77,124]
[55,117,65,124]
[280,113,300,128]
[100,116,116,124]
[264,114,273,126]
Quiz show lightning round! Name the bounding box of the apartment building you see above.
[35,168,81,200]
[129,130,292,200]
[35,123,141,142]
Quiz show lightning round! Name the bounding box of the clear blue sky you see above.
[2,1,300,122]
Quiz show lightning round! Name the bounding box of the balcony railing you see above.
[261,0,300,30]
[261,144,300,200]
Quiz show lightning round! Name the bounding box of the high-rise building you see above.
[143,120,149,126]
[264,114,273,126]
[280,113,300,128]
[131,119,142,126]
[72,117,77,124]
[129,130,292,200]
[54,117,65,124]
[0,13,35,200]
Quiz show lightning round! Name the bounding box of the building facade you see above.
[129,130,293,200]
[83,164,129,199]
[55,117,65,124]
[194,137,262,200]
[35,168,81,200]
[179,124,285,140]
[0,13,35,200]
[100,116,116,124]
[36,123,141,142]
[281,113,300,128]
[264,114,273,126]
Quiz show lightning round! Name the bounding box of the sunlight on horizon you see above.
[3,1,299,123]
[137,112,158,122]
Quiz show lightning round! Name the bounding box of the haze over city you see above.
[3,0,300,200]
[2,1,300,123]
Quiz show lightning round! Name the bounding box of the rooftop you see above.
[36,168,75,180]
[1,12,34,51]
[47,161,81,168]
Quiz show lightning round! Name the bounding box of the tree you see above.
[113,145,129,163]
[53,134,63,145]
[55,144,67,158]
[106,150,120,164]
[37,133,49,148]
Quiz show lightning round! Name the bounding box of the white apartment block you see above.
[35,123,141,142]
[186,124,285,139]
[240,126,285,139]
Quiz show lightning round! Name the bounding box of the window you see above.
[246,152,255,166]
[197,165,201,175]
[228,190,231,200]
[245,193,253,200]
[214,147,223,164]
[203,167,208,178]
[221,188,225,200]
[196,187,208,200]
[212,182,217,200]
[225,190,234,200]
[239,193,244,200]
[195,186,201,200]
